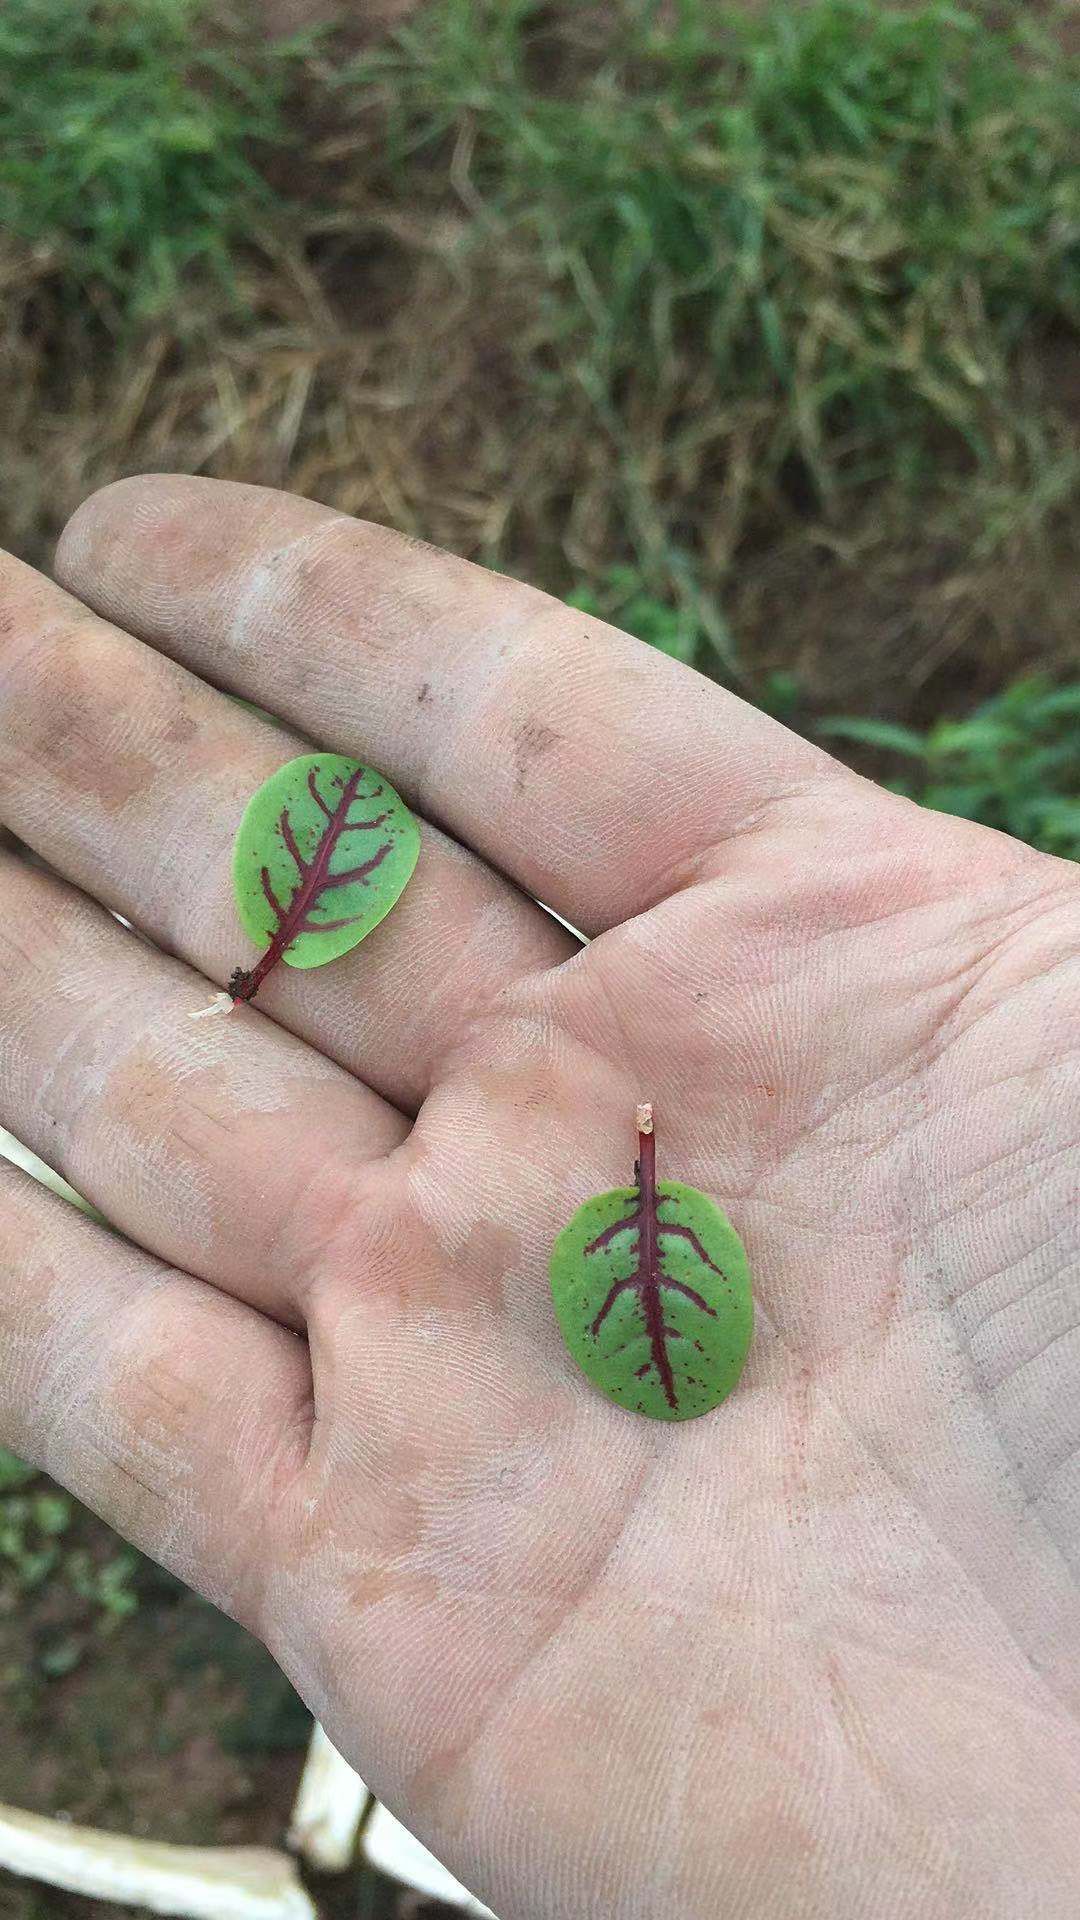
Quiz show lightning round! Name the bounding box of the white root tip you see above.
[188,992,235,1021]
[636,1102,654,1135]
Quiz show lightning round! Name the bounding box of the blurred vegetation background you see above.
[0,0,1077,1910]
[2,0,1078,842]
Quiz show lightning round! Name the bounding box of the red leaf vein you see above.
[279,807,309,878]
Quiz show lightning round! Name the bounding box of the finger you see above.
[0,1157,310,1625]
[57,475,847,933]
[0,850,405,1325]
[0,550,574,1113]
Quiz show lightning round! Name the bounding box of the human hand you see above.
[1,477,1078,1917]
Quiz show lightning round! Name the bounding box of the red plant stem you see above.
[636,1106,656,1196]
[584,1103,720,1412]
[634,1106,678,1408]
[231,929,296,1006]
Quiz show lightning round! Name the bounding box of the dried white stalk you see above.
[0,1127,94,1214]
[363,1802,497,1917]
[0,1804,316,1920]
[287,1724,369,1873]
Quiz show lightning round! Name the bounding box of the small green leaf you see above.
[32,1493,72,1537]
[817,717,928,758]
[0,1448,35,1494]
[39,1636,84,1680]
[550,1114,752,1422]
[230,752,420,1004]
[926,718,1011,759]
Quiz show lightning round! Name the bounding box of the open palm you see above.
[2,477,1078,1919]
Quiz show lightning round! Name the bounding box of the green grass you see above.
[821,676,1080,857]
[0,1449,139,1629]
[0,0,1075,773]
[568,565,714,664]
[0,0,307,321]
[572,567,1080,856]
[340,0,1079,656]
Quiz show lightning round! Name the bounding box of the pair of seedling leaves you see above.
[225,752,753,1422]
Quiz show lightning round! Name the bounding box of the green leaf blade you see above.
[550,1177,753,1423]
[231,752,419,997]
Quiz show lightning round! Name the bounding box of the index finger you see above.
[57,475,844,933]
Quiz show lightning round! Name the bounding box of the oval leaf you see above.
[230,752,419,1002]
[550,1158,752,1422]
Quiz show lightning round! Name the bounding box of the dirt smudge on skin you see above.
[27,699,158,814]
[407,1740,477,1840]
[513,718,559,792]
[877,1261,907,1334]
[454,1220,524,1314]
[162,707,200,749]
[783,1359,814,1524]
[389,1232,509,1317]
[7,624,194,816]
[349,1565,439,1615]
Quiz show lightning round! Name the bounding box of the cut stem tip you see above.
[636,1102,654,1135]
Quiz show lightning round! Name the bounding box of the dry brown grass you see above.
[1,0,1077,724]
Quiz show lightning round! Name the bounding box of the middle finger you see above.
[0,552,574,1113]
